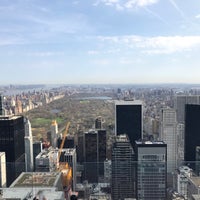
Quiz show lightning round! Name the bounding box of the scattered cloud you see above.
[97,35,200,54]
[195,14,200,19]
[97,0,159,10]
[168,0,185,19]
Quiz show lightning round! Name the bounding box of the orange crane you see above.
[58,121,71,163]
[57,122,72,190]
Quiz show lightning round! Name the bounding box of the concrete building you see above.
[111,135,135,200]
[35,148,58,172]
[115,100,143,148]
[50,120,58,148]
[0,115,25,186]
[1,172,65,200]
[0,152,6,187]
[24,118,33,172]
[160,108,177,173]
[176,166,192,199]
[59,148,77,190]
[135,141,167,200]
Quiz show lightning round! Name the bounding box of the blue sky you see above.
[0,0,200,84]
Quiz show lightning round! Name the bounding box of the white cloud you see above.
[195,14,200,19]
[98,35,200,54]
[99,0,159,9]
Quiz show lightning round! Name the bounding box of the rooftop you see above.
[135,140,165,145]
[115,100,143,105]
[10,172,61,188]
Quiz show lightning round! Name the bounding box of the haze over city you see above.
[0,0,200,84]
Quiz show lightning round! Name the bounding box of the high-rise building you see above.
[160,108,177,173]
[24,118,33,172]
[0,152,6,187]
[0,95,4,116]
[175,95,199,123]
[0,115,25,186]
[50,120,58,148]
[60,148,77,190]
[115,100,143,148]
[135,141,167,200]
[111,135,135,200]
[95,116,102,129]
[84,129,107,183]
[33,141,42,170]
[185,104,200,171]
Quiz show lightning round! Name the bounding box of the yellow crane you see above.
[57,122,72,189]
[58,121,70,163]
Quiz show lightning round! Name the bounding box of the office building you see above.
[185,104,200,171]
[175,95,199,123]
[135,141,167,200]
[0,95,3,116]
[95,116,102,129]
[24,118,33,172]
[0,152,6,187]
[58,135,75,149]
[111,135,134,200]
[33,141,42,170]
[115,100,143,148]
[160,108,177,173]
[50,120,58,148]
[60,148,77,190]
[84,129,107,183]
[0,115,25,186]
[1,172,65,200]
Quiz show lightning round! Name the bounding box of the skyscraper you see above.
[24,118,33,172]
[115,100,143,147]
[135,141,167,200]
[160,108,177,173]
[0,95,3,116]
[111,135,134,200]
[185,104,200,171]
[175,95,199,123]
[0,115,25,186]
[84,129,107,183]
[50,120,58,148]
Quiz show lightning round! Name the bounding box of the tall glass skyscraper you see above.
[0,115,25,186]
[185,104,200,172]
[115,100,143,148]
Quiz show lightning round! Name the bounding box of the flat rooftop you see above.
[0,115,22,120]
[115,100,143,105]
[10,172,61,188]
[135,140,165,145]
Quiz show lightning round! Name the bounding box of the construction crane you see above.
[57,121,73,193]
[58,121,70,163]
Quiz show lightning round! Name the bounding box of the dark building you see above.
[84,129,107,183]
[135,141,167,200]
[111,135,135,200]
[77,133,84,163]
[0,95,3,115]
[0,115,25,186]
[115,100,143,148]
[95,116,102,129]
[97,129,107,176]
[33,141,42,170]
[185,104,200,171]
[57,135,75,149]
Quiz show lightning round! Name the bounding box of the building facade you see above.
[111,135,135,200]
[115,100,143,148]
[135,141,167,200]
[0,115,25,186]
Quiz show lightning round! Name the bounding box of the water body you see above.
[75,96,112,100]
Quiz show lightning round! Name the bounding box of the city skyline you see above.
[0,0,200,84]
